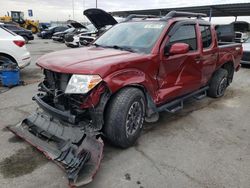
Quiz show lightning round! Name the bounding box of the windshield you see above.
[95,22,166,54]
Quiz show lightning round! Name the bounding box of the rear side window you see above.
[200,25,212,48]
[0,26,16,37]
[4,25,19,31]
[169,25,197,51]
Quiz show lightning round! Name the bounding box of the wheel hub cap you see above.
[126,101,143,136]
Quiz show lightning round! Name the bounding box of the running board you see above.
[157,86,209,113]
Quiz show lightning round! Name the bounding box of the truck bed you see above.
[218,42,242,70]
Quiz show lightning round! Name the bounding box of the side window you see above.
[169,25,197,51]
[200,25,212,48]
[54,27,60,32]
[59,27,66,32]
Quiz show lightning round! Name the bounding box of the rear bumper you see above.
[18,52,31,69]
[28,35,34,40]
[52,36,63,41]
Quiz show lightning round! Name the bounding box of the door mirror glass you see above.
[166,43,190,55]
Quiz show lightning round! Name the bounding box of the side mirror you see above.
[165,43,190,56]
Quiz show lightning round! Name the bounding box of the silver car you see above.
[241,37,250,65]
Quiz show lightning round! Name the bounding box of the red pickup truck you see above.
[9,11,242,187]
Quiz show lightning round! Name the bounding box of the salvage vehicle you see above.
[52,27,75,42]
[65,25,91,48]
[241,37,250,64]
[2,23,34,43]
[79,8,118,46]
[8,11,242,187]
[235,31,249,43]
[38,26,69,39]
[0,23,30,68]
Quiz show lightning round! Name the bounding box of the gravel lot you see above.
[0,38,250,188]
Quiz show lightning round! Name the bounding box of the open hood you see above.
[84,8,117,30]
[67,20,87,29]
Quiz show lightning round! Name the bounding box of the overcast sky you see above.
[0,0,250,23]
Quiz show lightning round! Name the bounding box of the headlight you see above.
[65,75,102,94]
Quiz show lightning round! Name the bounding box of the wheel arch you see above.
[105,83,156,118]
[221,61,234,84]
[0,53,18,64]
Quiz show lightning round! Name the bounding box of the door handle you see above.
[195,56,201,62]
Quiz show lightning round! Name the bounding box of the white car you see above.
[65,34,80,48]
[241,37,250,65]
[0,24,31,68]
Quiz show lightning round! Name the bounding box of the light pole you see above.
[72,0,75,20]
[96,0,97,8]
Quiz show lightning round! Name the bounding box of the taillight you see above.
[13,40,25,47]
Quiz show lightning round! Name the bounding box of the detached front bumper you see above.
[8,94,104,187]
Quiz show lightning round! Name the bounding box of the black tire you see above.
[0,56,16,67]
[208,69,228,98]
[104,88,146,148]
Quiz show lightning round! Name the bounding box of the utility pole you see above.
[83,0,85,22]
[72,0,75,20]
[96,0,98,8]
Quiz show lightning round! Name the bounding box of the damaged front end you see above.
[8,69,110,187]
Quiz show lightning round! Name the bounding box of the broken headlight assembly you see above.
[65,74,102,94]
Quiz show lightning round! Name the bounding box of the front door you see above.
[157,22,203,104]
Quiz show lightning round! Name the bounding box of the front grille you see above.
[242,52,250,61]
[44,69,72,92]
[42,70,87,112]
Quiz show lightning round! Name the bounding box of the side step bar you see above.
[157,86,209,113]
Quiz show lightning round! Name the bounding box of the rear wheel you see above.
[104,88,146,148]
[208,69,228,98]
[0,56,16,67]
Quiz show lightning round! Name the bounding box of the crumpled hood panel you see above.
[36,47,146,76]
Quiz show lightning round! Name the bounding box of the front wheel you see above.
[208,69,229,98]
[104,88,146,148]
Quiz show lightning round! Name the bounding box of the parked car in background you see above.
[64,22,90,47]
[241,37,250,65]
[38,26,69,39]
[54,21,88,43]
[1,23,34,43]
[0,24,30,68]
[52,27,75,42]
[235,32,249,43]
[79,8,118,46]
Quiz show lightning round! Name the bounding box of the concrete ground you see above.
[0,38,250,188]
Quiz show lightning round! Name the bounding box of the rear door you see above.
[157,21,203,104]
[199,25,218,85]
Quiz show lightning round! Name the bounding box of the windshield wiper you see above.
[108,45,136,53]
[93,44,136,53]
